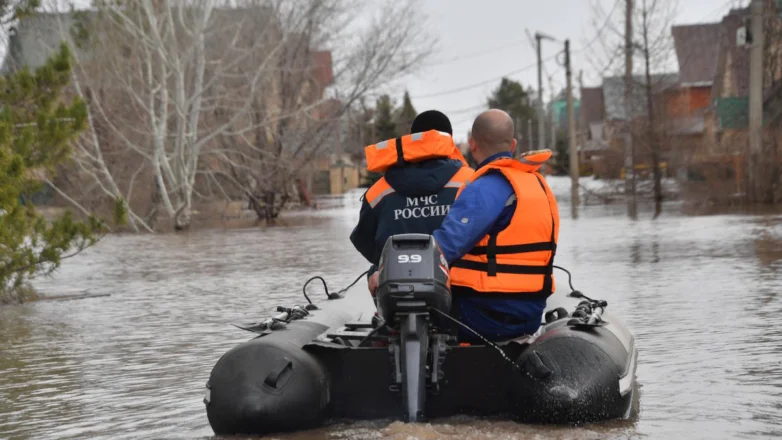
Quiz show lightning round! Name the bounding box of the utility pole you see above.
[338,111,345,194]
[528,119,533,152]
[536,33,545,151]
[624,0,637,218]
[535,32,556,151]
[566,39,579,218]
[578,70,584,165]
[748,0,764,201]
[548,75,557,153]
[550,109,556,151]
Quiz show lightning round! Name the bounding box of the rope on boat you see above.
[241,271,372,333]
[301,270,370,305]
[427,307,525,372]
[553,265,576,292]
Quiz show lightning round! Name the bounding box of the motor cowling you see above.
[374,234,452,327]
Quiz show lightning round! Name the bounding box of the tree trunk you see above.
[642,2,662,218]
[174,199,192,232]
[263,191,277,224]
[144,178,162,230]
[248,195,265,224]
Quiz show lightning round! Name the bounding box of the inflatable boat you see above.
[203,234,639,436]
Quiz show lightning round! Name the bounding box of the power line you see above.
[443,104,488,115]
[574,0,622,55]
[412,53,560,100]
[425,38,531,67]
[409,0,740,103]
[409,1,620,102]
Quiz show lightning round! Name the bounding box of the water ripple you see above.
[1,178,781,440]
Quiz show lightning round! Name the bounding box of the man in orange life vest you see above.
[432,109,560,342]
[350,110,474,292]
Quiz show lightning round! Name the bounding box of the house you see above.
[576,72,681,179]
[669,22,721,131]
[298,99,364,196]
[658,21,722,180]
[599,73,680,177]
[578,86,608,173]
[709,2,782,144]
[548,96,580,134]
[671,2,782,199]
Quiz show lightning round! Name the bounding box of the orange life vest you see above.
[364,130,469,173]
[363,130,474,208]
[449,150,560,298]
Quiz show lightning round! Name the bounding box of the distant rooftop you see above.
[602,73,680,121]
[672,23,721,86]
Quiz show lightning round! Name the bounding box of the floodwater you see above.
[1,176,781,440]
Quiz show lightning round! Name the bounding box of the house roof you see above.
[580,87,605,124]
[602,73,680,121]
[671,23,721,86]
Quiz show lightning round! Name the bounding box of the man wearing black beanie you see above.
[410,109,453,135]
[350,110,474,295]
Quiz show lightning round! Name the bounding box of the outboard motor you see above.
[374,233,452,422]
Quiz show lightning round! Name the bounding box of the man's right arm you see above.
[433,174,514,265]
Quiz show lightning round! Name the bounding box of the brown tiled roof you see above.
[580,87,605,124]
[672,23,721,85]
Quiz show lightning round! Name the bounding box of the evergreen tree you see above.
[554,134,569,176]
[488,78,537,144]
[373,94,397,140]
[363,94,397,186]
[395,90,417,135]
[0,42,123,303]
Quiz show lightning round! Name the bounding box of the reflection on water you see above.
[1,176,781,440]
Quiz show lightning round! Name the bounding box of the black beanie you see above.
[411,110,453,135]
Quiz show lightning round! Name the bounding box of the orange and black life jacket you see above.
[363,130,473,209]
[449,150,560,299]
[364,130,469,174]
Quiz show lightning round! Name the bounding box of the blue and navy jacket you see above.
[350,158,474,275]
[433,151,550,342]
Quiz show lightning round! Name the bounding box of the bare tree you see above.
[37,0,431,228]
[27,1,157,232]
[43,0,291,231]
[587,0,678,216]
[207,0,434,223]
[638,0,678,217]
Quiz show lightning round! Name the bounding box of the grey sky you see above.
[383,0,747,142]
[6,0,747,144]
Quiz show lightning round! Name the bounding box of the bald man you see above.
[431,109,560,343]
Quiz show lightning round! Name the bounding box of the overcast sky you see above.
[10,0,749,144]
[380,0,749,142]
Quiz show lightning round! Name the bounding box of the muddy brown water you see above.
[1,176,781,440]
